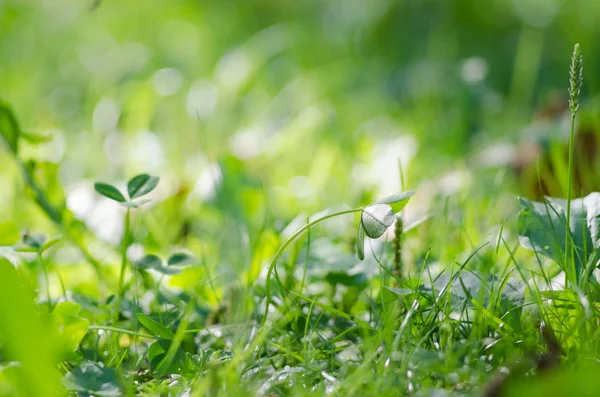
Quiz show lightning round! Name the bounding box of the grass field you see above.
[3,1,600,396]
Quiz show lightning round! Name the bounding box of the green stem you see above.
[159,299,195,373]
[299,216,310,296]
[14,158,105,281]
[113,209,131,324]
[566,113,576,285]
[56,267,67,299]
[88,325,158,340]
[38,251,52,312]
[262,208,362,326]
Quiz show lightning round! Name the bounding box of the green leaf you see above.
[375,190,415,213]
[361,203,395,239]
[134,255,186,275]
[40,235,63,253]
[0,259,62,397]
[62,361,124,397]
[94,183,127,202]
[384,286,414,297]
[0,102,20,154]
[127,174,159,199]
[583,192,600,247]
[52,302,89,357]
[22,233,47,250]
[133,254,162,270]
[148,339,188,375]
[20,130,53,144]
[325,271,367,287]
[357,223,365,260]
[517,196,591,274]
[503,362,600,396]
[53,301,81,317]
[14,247,38,253]
[136,313,175,339]
[0,222,19,246]
[167,252,194,266]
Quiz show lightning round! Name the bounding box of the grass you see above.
[3,115,600,395]
[3,2,600,396]
[2,123,600,396]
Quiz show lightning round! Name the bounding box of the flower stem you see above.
[262,207,362,326]
[38,252,52,312]
[565,112,576,284]
[113,209,131,324]
[566,43,583,285]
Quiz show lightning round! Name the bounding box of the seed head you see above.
[569,43,583,114]
[393,214,403,280]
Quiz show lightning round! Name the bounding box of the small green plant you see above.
[263,190,414,325]
[517,194,599,286]
[0,103,104,279]
[518,44,586,286]
[17,231,65,310]
[62,361,124,396]
[94,173,159,209]
[134,251,194,275]
[565,43,584,281]
[94,174,159,322]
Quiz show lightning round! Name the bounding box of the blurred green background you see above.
[3,1,600,395]
[2,0,599,181]
[2,0,600,286]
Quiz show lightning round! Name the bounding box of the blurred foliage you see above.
[2,0,600,193]
[2,0,600,396]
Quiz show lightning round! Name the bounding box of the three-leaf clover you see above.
[94,174,159,208]
[356,191,415,260]
[16,231,62,253]
[133,252,194,275]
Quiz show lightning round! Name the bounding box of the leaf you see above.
[133,254,162,270]
[20,130,54,144]
[503,362,600,396]
[361,203,395,239]
[127,174,159,199]
[148,339,188,375]
[62,361,124,397]
[22,233,47,250]
[53,301,81,317]
[0,102,20,154]
[40,235,63,252]
[136,313,175,339]
[167,252,194,266]
[134,255,186,275]
[94,183,127,202]
[325,271,367,287]
[517,196,591,274]
[14,247,39,253]
[52,302,89,357]
[357,223,365,260]
[384,286,415,297]
[0,259,62,397]
[375,190,415,213]
[550,197,591,264]
[0,222,19,246]
[583,192,600,248]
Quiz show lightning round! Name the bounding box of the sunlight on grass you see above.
[1,1,600,396]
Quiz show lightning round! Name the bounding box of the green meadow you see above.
[2,1,600,396]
